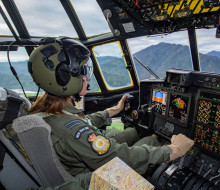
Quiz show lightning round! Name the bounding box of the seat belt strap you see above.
[0,142,6,170]
[0,89,23,130]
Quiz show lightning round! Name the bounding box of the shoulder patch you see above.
[88,133,110,155]
[65,120,84,130]
[75,126,89,139]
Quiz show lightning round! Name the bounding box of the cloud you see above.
[0,1,18,35]
[127,31,189,53]
[10,0,110,37]
[196,29,220,53]
[66,0,111,36]
[12,0,77,37]
[128,28,220,54]
[0,47,29,62]
[1,0,220,62]
[93,42,123,57]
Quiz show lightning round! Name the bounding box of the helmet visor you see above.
[81,58,93,81]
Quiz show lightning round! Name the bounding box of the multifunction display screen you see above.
[151,89,167,115]
[168,93,189,123]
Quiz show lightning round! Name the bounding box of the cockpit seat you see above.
[0,129,41,189]
[1,114,73,188]
[13,114,73,185]
[0,115,73,189]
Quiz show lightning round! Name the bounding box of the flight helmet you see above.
[28,37,92,97]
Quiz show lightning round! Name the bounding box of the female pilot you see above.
[28,37,194,178]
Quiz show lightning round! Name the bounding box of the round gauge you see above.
[132,110,139,119]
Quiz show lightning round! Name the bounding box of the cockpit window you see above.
[0,47,39,96]
[87,74,101,93]
[127,31,193,82]
[197,28,220,74]
[13,0,78,37]
[92,42,134,90]
[70,0,111,37]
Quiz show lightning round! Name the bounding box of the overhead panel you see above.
[97,0,220,36]
[114,0,220,21]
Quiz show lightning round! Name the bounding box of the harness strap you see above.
[0,89,23,130]
[0,142,6,170]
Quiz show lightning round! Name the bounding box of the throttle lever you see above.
[124,94,134,110]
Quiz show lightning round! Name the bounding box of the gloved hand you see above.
[168,134,194,161]
[106,95,129,118]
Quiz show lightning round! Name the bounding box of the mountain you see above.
[133,42,193,80]
[0,61,39,91]
[206,51,220,59]
[1,42,220,92]
[96,56,131,88]
[0,61,29,75]
[133,42,220,80]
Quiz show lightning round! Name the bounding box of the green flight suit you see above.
[28,178,84,190]
[43,103,172,177]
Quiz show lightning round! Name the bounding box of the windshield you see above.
[3,0,110,38]
[127,30,193,82]
[127,28,220,82]
[13,0,78,38]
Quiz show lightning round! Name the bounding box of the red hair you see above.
[29,92,67,115]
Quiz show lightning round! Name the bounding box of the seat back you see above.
[0,130,41,190]
[0,88,40,190]
[0,88,73,188]
[11,114,73,186]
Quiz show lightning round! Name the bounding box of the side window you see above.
[0,47,39,96]
[197,28,220,74]
[87,74,101,93]
[92,42,133,90]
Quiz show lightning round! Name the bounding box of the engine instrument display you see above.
[151,89,167,115]
[194,124,219,155]
[197,92,220,128]
[168,93,189,123]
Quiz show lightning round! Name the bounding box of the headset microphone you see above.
[87,84,90,91]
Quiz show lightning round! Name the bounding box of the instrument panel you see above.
[139,69,220,189]
[140,69,220,156]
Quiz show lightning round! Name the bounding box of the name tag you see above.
[75,126,89,139]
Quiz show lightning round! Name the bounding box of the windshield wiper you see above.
[134,56,160,79]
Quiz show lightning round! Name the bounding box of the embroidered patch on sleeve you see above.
[65,120,84,130]
[75,126,89,139]
[88,133,110,155]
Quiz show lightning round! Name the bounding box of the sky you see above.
[1,0,220,62]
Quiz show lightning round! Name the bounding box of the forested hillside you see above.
[133,42,220,80]
[0,61,38,91]
[1,42,220,92]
